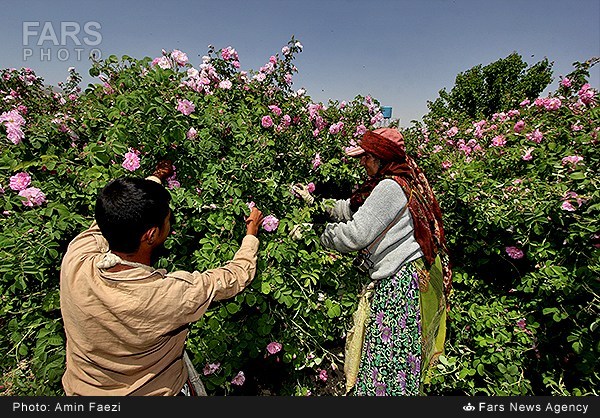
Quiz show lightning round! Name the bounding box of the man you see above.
[59,161,264,396]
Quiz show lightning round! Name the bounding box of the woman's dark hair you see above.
[95,177,172,253]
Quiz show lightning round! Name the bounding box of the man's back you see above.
[60,221,189,395]
[60,221,260,395]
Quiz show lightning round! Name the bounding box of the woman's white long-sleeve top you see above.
[320,178,423,280]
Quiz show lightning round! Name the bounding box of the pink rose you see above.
[261,115,273,128]
[311,153,322,170]
[522,147,534,161]
[266,342,282,355]
[218,79,232,89]
[561,201,576,212]
[268,105,282,116]
[505,246,524,260]
[231,371,245,386]
[203,362,220,376]
[513,120,525,133]
[186,127,198,139]
[122,150,140,171]
[527,129,543,144]
[262,215,279,232]
[561,155,583,166]
[177,99,195,116]
[491,135,506,147]
[170,49,188,66]
[560,77,572,88]
[18,187,46,207]
[9,172,31,191]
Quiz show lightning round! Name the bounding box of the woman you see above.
[319,127,452,396]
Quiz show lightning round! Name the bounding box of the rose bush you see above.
[0,38,379,396]
[402,57,599,395]
[0,38,598,395]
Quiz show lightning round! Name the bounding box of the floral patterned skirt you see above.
[352,261,422,396]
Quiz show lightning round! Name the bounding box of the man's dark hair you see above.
[95,177,172,253]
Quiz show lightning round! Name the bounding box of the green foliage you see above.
[425,52,553,123]
[1,40,598,396]
[404,57,599,395]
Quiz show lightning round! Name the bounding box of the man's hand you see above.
[245,206,264,236]
[152,160,175,182]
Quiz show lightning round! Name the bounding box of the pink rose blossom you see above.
[9,172,31,191]
[122,150,140,171]
[561,201,576,212]
[218,79,232,89]
[519,99,530,107]
[318,369,328,382]
[354,124,367,137]
[491,135,506,147]
[522,147,534,161]
[153,56,171,69]
[561,155,583,166]
[505,246,524,259]
[186,127,198,139]
[329,121,344,135]
[170,49,188,66]
[0,109,25,126]
[542,97,562,110]
[280,114,291,127]
[527,129,543,144]
[311,153,322,170]
[578,84,596,105]
[261,115,273,128]
[513,120,525,133]
[560,77,572,88]
[221,46,239,61]
[266,342,282,355]
[516,318,527,330]
[446,126,459,137]
[203,362,220,376]
[262,215,279,232]
[562,191,585,209]
[231,371,245,386]
[177,99,195,116]
[0,109,26,144]
[268,105,282,116]
[18,187,46,207]
[307,182,315,193]
[167,176,180,189]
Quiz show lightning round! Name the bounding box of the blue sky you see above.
[1,0,599,125]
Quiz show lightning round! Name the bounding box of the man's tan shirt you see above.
[60,222,259,395]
